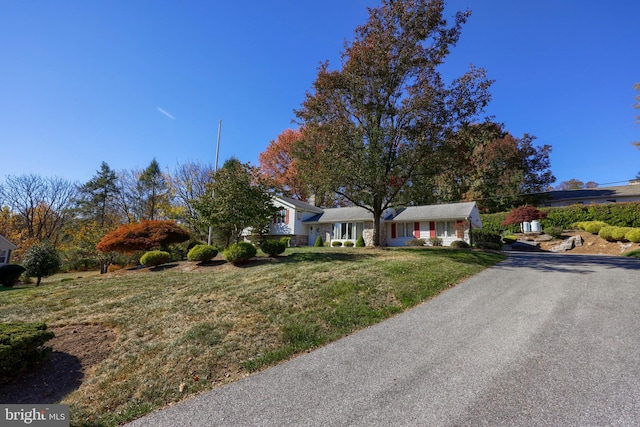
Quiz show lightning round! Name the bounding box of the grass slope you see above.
[0,247,504,426]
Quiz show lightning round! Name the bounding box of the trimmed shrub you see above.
[583,221,608,234]
[471,229,502,246]
[449,240,470,249]
[139,250,171,267]
[22,242,61,286]
[625,228,640,243]
[611,227,632,242]
[428,237,443,247]
[0,322,55,379]
[0,264,26,287]
[343,240,354,247]
[545,226,564,239]
[355,235,365,247]
[331,241,343,247]
[261,240,286,257]
[598,226,617,242]
[314,236,324,247]
[406,238,426,247]
[224,242,257,264]
[187,245,218,262]
[502,235,518,244]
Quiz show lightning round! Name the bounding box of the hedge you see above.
[482,202,640,234]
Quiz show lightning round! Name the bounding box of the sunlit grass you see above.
[0,247,505,426]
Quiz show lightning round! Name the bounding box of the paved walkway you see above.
[126,253,640,426]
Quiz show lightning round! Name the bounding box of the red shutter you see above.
[413,222,420,238]
[285,209,290,224]
[391,223,397,239]
[456,220,464,238]
[429,221,436,238]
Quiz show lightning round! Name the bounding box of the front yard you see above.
[0,247,504,426]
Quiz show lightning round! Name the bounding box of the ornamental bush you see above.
[428,237,443,247]
[0,322,55,379]
[545,226,564,240]
[598,226,617,242]
[22,242,61,286]
[139,250,171,267]
[261,240,286,257]
[0,264,26,287]
[314,236,324,247]
[405,238,426,247]
[343,240,355,247]
[187,244,218,262]
[471,229,502,246]
[331,241,343,247]
[224,242,257,264]
[625,228,640,243]
[583,221,608,235]
[449,240,470,249]
[611,227,632,242]
[355,236,365,247]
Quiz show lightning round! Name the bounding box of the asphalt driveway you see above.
[126,253,640,426]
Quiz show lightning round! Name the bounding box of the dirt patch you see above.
[535,231,640,255]
[0,324,117,404]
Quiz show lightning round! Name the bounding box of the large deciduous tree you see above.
[168,161,214,240]
[195,159,277,247]
[295,0,492,245]
[0,174,76,249]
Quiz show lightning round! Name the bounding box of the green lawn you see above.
[0,247,505,426]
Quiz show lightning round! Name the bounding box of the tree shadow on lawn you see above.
[0,351,83,404]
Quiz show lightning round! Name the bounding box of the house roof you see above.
[303,201,480,225]
[545,185,640,203]
[388,202,478,222]
[0,234,17,250]
[304,206,374,223]
[275,196,324,214]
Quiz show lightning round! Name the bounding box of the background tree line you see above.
[0,157,275,270]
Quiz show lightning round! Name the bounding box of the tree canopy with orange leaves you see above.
[96,220,190,253]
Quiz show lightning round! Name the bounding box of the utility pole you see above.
[207,120,222,245]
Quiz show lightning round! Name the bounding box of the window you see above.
[275,209,287,224]
[436,221,455,238]
[397,223,411,238]
[0,250,6,264]
[332,223,363,240]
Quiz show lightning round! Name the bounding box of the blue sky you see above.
[2,0,639,188]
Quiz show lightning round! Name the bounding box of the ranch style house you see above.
[256,196,482,247]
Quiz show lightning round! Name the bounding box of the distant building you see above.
[541,183,640,207]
